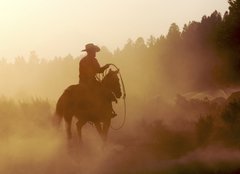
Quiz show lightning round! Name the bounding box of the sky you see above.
[0,0,229,61]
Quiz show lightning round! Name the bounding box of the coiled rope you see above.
[109,64,127,130]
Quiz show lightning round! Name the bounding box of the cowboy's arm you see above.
[94,59,110,73]
[98,64,110,73]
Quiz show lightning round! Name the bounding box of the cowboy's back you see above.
[79,55,101,84]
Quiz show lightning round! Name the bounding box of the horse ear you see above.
[114,69,119,74]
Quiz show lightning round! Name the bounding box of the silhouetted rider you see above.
[79,43,117,117]
[79,43,109,85]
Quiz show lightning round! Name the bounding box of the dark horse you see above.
[55,69,122,143]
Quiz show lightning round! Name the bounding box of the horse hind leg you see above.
[63,112,73,140]
[64,116,72,140]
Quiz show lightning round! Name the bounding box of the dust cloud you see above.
[1,85,240,174]
[1,11,240,172]
[1,50,240,173]
[2,116,240,174]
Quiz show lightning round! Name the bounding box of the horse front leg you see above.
[95,122,104,140]
[102,118,111,142]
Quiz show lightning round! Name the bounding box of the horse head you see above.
[102,69,122,99]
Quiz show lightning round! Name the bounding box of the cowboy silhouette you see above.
[79,43,110,85]
[79,43,117,117]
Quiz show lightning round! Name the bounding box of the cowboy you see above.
[79,43,117,117]
[79,43,110,85]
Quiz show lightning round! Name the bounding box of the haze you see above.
[0,0,228,60]
[2,1,240,173]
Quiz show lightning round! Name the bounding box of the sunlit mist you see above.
[0,0,228,60]
[2,0,240,174]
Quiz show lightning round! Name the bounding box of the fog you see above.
[1,49,240,173]
[1,92,240,174]
[1,2,240,173]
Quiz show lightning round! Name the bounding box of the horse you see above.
[55,69,122,143]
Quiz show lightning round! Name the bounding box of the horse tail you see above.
[54,85,76,126]
[52,94,64,128]
[53,88,70,127]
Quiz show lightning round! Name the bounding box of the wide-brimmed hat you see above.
[81,43,100,52]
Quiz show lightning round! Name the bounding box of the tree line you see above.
[0,0,239,99]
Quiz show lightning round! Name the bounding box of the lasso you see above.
[109,64,127,130]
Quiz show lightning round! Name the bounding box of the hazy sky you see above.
[0,0,228,60]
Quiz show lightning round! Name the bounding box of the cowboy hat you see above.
[82,43,100,52]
